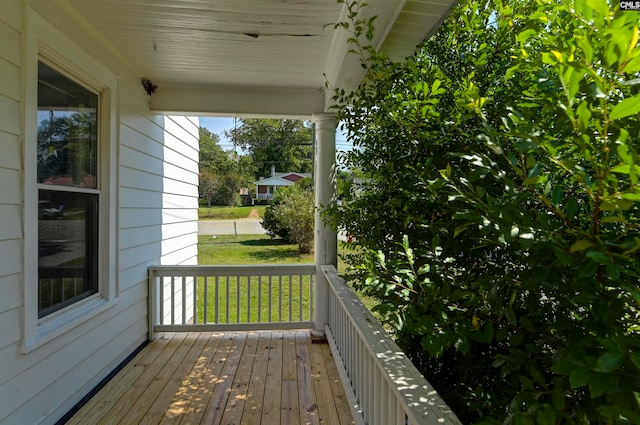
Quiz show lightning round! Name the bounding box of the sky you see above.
[198,117,237,150]
[198,116,352,153]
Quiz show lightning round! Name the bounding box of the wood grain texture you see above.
[68,331,354,425]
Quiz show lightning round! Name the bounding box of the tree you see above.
[198,127,256,206]
[227,118,313,178]
[327,0,640,423]
[262,178,314,254]
[198,127,227,171]
[199,171,217,207]
[37,112,97,185]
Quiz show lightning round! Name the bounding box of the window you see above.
[37,61,100,318]
[23,11,118,351]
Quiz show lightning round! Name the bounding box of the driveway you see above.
[198,219,267,236]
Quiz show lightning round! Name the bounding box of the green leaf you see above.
[624,54,640,73]
[600,198,634,211]
[454,223,473,237]
[566,198,579,220]
[595,352,624,373]
[552,186,564,204]
[504,306,517,325]
[586,0,608,14]
[570,239,595,252]
[621,191,640,201]
[586,251,611,264]
[610,164,631,174]
[528,162,541,177]
[589,373,610,397]
[569,367,593,388]
[610,96,640,121]
[505,64,520,80]
[528,365,547,387]
[516,29,537,43]
[601,216,627,223]
[417,264,430,275]
[630,352,640,371]
[552,386,565,410]
[617,143,632,162]
[577,101,592,131]
[431,79,445,95]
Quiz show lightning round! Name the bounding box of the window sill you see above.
[22,297,116,353]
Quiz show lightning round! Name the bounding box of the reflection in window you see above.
[38,190,98,317]
[37,61,99,317]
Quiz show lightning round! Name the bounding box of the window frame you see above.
[23,10,119,352]
[37,59,101,318]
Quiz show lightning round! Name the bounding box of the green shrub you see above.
[262,179,314,253]
[328,0,640,423]
[262,189,292,241]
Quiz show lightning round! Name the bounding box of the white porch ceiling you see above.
[58,0,456,117]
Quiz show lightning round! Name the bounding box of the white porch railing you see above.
[147,263,461,424]
[322,265,462,425]
[148,264,315,339]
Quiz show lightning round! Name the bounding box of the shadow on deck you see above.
[66,330,355,425]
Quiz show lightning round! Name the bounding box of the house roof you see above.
[58,0,456,118]
[255,171,311,186]
[254,176,298,187]
[273,172,311,179]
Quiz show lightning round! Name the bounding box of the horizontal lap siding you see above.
[0,2,200,424]
[161,116,199,267]
[119,112,199,272]
[0,1,28,423]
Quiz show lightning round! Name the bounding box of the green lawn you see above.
[196,234,377,323]
[195,274,313,324]
[198,234,313,264]
[196,234,313,323]
[198,205,266,220]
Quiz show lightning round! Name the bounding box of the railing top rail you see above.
[149,264,316,277]
[322,265,462,425]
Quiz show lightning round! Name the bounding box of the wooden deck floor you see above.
[67,331,355,425]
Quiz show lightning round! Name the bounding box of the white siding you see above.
[0,3,25,422]
[0,1,200,424]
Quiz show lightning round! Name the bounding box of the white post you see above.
[312,113,338,332]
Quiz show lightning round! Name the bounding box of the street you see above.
[198,219,267,236]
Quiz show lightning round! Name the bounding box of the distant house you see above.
[254,166,311,200]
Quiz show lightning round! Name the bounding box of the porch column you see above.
[312,113,338,332]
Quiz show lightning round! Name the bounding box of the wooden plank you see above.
[309,341,342,425]
[114,332,196,425]
[281,331,300,424]
[68,331,357,425]
[240,331,271,425]
[260,331,283,425]
[295,331,320,425]
[199,332,247,425]
[66,334,175,425]
[321,343,356,425]
[139,333,211,424]
[156,332,223,425]
[175,333,235,424]
[219,332,259,424]
[96,332,190,425]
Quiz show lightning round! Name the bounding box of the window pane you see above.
[38,190,99,318]
[37,61,98,189]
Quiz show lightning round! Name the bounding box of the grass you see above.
[196,234,378,323]
[198,205,266,220]
[196,234,312,323]
[195,274,313,324]
[198,234,313,264]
